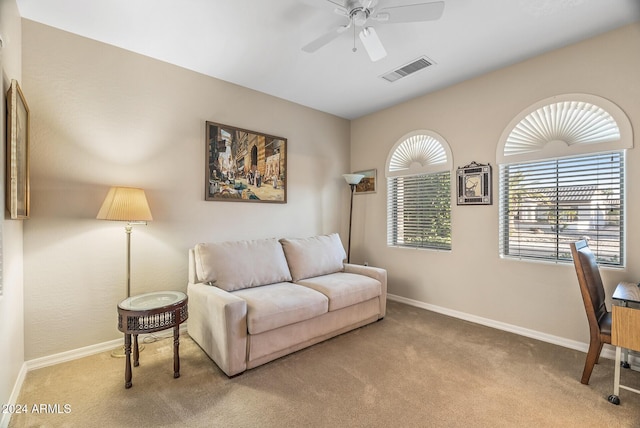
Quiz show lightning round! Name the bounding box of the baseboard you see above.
[387,294,640,368]
[19,300,637,371]
[25,324,189,371]
[1,362,28,428]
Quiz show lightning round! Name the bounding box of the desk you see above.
[612,281,640,305]
[608,282,640,404]
[117,291,188,389]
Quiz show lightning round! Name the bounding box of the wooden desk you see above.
[117,291,188,389]
[608,282,640,405]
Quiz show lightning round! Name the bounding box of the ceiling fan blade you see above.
[361,0,378,9]
[333,7,349,17]
[325,0,348,7]
[359,27,387,62]
[302,24,350,53]
[375,1,444,23]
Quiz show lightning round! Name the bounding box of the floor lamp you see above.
[97,186,153,357]
[343,174,364,263]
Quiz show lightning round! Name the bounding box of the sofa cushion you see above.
[232,283,328,334]
[295,272,381,312]
[280,233,346,282]
[194,238,292,291]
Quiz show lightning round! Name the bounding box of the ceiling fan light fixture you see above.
[359,27,387,61]
[352,9,369,26]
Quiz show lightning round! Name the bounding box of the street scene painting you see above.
[205,122,286,203]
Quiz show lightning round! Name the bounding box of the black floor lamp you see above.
[343,174,364,263]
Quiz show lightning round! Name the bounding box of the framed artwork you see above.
[354,169,376,194]
[205,121,286,203]
[457,161,492,205]
[6,79,30,219]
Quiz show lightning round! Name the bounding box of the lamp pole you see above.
[347,182,356,263]
[343,174,364,264]
[125,224,132,298]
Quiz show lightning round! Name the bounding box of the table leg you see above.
[133,334,140,367]
[614,346,621,395]
[124,333,132,389]
[622,302,631,368]
[608,346,622,404]
[173,324,180,378]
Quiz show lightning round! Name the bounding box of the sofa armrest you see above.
[188,248,200,284]
[187,282,248,376]
[344,263,387,318]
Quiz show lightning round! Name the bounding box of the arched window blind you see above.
[497,94,632,266]
[386,131,453,250]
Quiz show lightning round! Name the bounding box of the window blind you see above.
[499,151,624,266]
[387,172,451,250]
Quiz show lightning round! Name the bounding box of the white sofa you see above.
[187,233,387,376]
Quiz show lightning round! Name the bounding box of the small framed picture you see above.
[6,79,30,219]
[457,162,492,205]
[354,169,376,194]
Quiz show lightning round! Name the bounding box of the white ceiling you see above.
[15,0,640,119]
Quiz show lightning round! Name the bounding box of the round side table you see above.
[117,291,188,389]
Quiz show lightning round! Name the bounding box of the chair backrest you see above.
[570,240,608,334]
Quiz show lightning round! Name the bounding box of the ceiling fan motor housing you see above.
[344,0,376,26]
[350,8,370,26]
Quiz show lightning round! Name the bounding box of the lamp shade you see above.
[96,187,153,222]
[343,174,365,185]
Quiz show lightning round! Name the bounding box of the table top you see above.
[612,282,640,304]
[119,291,187,312]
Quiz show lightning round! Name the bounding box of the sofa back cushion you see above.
[280,233,346,282]
[194,238,292,291]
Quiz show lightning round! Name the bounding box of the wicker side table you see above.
[117,291,188,389]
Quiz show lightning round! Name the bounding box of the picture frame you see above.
[456,161,492,205]
[6,79,30,219]
[205,121,286,203]
[354,169,376,194]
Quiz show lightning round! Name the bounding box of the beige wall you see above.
[350,23,640,344]
[17,18,640,362]
[0,0,25,418]
[22,20,351,360]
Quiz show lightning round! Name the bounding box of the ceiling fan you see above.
[302,0,445,62]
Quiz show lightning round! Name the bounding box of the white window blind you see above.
[499,151,624,266]
[387,172,451,250]
[504,101,621,157]
[388,134,447,173]
[386,131,452,251]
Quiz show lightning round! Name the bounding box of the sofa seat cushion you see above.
[280,233,346,281]
[295,272,381,312]
[232,282,328,334]
[194,238,292,291]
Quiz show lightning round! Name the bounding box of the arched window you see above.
[386,130,453,250]
[497,94,632,266]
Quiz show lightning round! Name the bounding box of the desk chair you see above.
[570,240,612,385]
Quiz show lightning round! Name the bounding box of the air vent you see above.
[380,56,434,83]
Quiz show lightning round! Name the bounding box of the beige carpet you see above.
[9,301,640,427]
